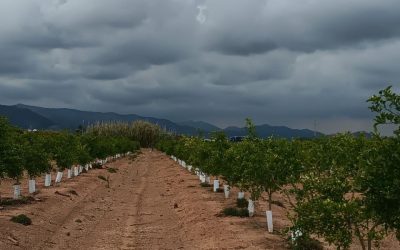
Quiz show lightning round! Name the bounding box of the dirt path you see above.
[0,150,286,250]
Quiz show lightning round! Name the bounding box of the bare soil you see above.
[0,150,282,249]
[0,150,398,250]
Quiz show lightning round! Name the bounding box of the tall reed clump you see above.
[85,120,162,148]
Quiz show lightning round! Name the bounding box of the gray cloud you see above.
[0,0,400,134]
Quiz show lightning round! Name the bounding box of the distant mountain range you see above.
[0,103,328,138]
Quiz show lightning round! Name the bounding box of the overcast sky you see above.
[0,0,399,133]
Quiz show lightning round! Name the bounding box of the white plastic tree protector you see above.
[28,179,36,193]
[74,166,79,176]
[55,171,63,183]
[79,165,83,173]
[248,199,255,217]
[182,161,186,168]
[205,176,211,184]
[45,173,51,187]
[85,164,89,171]
[13,185,21,199]
[266,211,273,232]
[188,165,192,172]
[213,179,220,192]
[223,185,230,198]
[238,191,245,199]
[67,169,72,179]
[89,163,92,169]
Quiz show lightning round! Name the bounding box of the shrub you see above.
[10,214,32,226]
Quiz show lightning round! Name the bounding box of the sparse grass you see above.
[98,175,107,181]
[98,175,110,188]
[200,182,212,188]
[10,214,32,226]
[0,196,34,206]
[222,207,249,217]
[237,198,248,208]
[107,167,117,173]
[289,236,323,250]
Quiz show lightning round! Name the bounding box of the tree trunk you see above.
[268,191,272,211]
[355,227,366,250]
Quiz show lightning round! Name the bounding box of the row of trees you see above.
[156,87,400,249]
[0,117,141,199]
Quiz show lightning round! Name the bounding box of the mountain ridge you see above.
[0,103,325,138]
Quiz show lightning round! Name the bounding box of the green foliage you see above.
[368,85,400,136]
[207,132,230,177]
[50,132,78,171]
[22,132,52,178]
[245,118,258,140]
[289,134,398,250]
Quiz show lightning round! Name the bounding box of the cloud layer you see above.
[1,0,399,133]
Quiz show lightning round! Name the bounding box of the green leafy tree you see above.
[262,138,302,210]
[367,85,400,136]
[290,134,392,250]
[208,132,230,178]
[22,132,52,179]
[0,118,24,187]
[51,132,78,171]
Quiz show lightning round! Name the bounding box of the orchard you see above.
[156,87,400,249]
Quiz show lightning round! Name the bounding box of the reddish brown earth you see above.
[0,149,398,249]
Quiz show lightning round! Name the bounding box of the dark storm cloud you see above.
[0,0,400,134]
[204,0,400,55]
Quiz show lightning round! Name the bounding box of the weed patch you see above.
[236,198,248,208]
[222,207,249,217]
[10,214,32,226]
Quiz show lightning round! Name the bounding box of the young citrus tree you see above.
[289,134,395,249]
[261,138,302,211]
[0,117,11,201]
[22,132,52,192]
[0,117,24,199]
